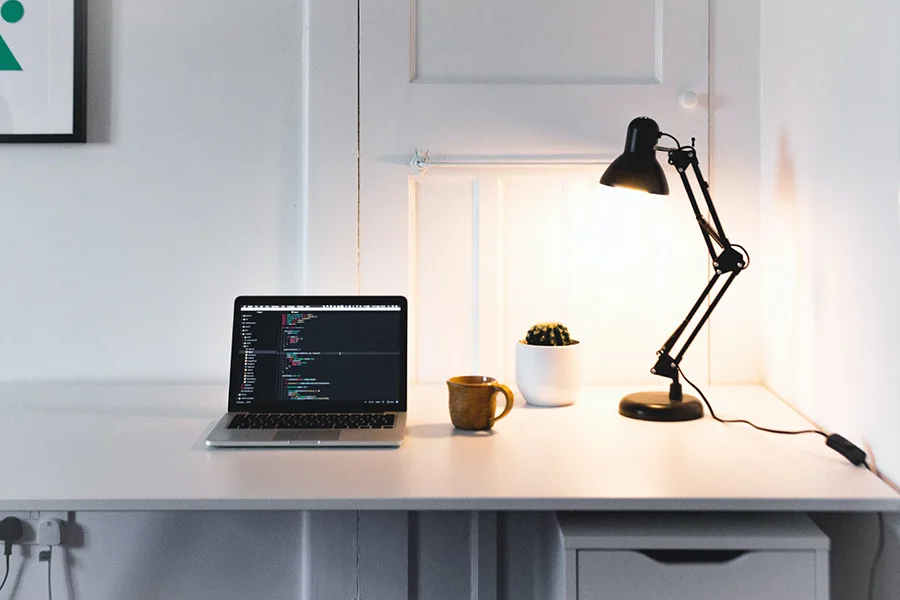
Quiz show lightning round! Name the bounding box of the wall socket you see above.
[0,512,67,546]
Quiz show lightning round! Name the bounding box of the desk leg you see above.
[305,511,565,600]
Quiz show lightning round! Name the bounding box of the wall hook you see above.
[411,149,430,174]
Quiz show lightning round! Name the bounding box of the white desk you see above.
[0,383,895,511]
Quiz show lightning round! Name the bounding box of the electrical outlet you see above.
[0,512,67,546]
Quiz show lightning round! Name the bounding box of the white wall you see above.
[0,1,894,599]
[0,0,766,387]
[709,0,761,383]
[759,0,900,484]
[0,0,303,383]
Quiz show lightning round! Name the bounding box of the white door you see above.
[360,0,710,384]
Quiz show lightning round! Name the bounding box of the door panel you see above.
[412,0,662,84]
[361,0,710,384]
[407,170,710,384]
[412,177,477,382]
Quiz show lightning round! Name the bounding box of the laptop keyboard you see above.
[227,413,396,430]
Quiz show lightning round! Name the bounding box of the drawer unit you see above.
[559,513,829,600]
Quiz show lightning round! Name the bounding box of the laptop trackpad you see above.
[274,431,342,442]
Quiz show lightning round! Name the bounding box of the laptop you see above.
[206,295,408,447]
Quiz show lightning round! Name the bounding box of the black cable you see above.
[658,132,681,148]
[678,366,827,437]
[678,366,871,467]
[0,554,9,593]
[868,512,884,600]
[732,243,751,269]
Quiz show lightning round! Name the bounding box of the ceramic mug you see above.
[446,376,514,430]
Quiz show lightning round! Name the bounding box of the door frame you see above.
[301,0,359,294]
[300,0,762,384]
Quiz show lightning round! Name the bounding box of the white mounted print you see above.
[0,0,85,142]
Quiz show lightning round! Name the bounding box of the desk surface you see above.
[0,383,896,511]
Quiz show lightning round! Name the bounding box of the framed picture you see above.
[0,0,86,142]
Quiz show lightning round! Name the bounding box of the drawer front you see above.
[577,549,819,600]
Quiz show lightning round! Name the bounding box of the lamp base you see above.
[619,391,704,422]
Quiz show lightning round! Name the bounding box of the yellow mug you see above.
[446,376,514,430]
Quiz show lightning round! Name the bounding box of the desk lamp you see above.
[599,117,748,421]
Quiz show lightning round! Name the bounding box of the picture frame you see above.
[0,0,86,143]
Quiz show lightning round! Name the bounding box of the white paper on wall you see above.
[0,0,75,135]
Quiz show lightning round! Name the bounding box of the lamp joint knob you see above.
[714,247,746,274]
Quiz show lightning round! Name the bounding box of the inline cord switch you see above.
[825,433,868,466]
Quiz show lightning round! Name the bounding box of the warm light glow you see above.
[599,183,659,201]
[582,183,668,251]
[500,174,708,384]
[608,185,644,193]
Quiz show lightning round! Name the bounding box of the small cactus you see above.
[523,322,575,346]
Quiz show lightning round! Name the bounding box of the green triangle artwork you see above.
[0,0,25,71]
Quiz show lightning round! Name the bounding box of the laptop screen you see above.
[227,296,408,413]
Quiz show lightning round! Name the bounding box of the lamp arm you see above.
[667,144,732,259]
[651,141,748,400]
[651,270,741,401]
[653,270,740,375]
[689,158,732,249]
[658,274,721,354]
[674,270,741,365]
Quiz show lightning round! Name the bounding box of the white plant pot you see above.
[515,340,583,407]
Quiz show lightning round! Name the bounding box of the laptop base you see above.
[205,412,406,447]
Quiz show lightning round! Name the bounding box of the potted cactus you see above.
[515,322,583,406]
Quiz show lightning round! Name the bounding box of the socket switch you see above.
[36,518,64,546]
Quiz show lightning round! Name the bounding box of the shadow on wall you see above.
[764,130,818,416]
[872,514,900,600]
[71,512,304,600]
[775,131,797,209]
[86,0,113,142]
[499,512,565,599]
[812,512,900,600]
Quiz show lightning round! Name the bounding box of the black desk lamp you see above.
[599,117,749,422]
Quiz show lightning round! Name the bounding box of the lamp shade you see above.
[600,117,669,195]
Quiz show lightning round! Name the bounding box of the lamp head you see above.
[599,117,670,195]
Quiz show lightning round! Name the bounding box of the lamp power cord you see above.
[679,367,884,599]
[677,366,871,469]
[0,554,8,594]
[868,512,884,600]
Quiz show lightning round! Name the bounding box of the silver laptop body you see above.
[206,295,408,448]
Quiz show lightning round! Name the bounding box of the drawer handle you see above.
[638,550,748,564]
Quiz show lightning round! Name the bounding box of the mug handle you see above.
[489,384,514,427]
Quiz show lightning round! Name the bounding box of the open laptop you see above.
[206,296,408,447]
